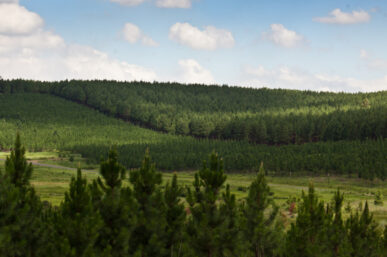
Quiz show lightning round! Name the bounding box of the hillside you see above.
[2,80,386,144]
[0,92,386,179]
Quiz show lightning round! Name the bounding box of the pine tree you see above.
[4,133,33,189]
[58,168,102,257]
[0,134,44,257]
[285,184,329,257]
[129,149,167,256]
[186,152,235,257]
[164,174,186,257]
[242,162,282,257]
[93,149,133,257]
[327,189,351,257]
[346,202,382,257]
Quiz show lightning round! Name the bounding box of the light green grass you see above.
[1,155,386,226]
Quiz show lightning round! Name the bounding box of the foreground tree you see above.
[129,150,167,256]
[242,163,283,257]
[4,133,33,189]
[57,168,102,257]
[0,133,43,257]
[93,149,133,257]
[186,152,239,257]
[164,174,186,257]
[326,190,351,257]
[285,184,330,257]
[346,202,382,257]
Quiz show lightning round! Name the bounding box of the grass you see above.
[1,153,385,226]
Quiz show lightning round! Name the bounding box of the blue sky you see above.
[1,0,387,92]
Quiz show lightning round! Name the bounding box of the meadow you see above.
[1,152,385,227]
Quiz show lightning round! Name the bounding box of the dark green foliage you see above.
[4,133,33,188]
[242,163,282,257]
[0,134,44,257]
[186,153,240,257]
[129,150,168,256]
[0,135,385,256]
[3,79,387,145]
[58,168,102,257]
[93,149,133,256]
[164,174,186,257]
[346,202,382,257]
[0,93,386,179]
[285,184,331,257]
[326,190,351,257]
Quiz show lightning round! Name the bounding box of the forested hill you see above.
[1,79,386,145]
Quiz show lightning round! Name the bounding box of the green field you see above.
[2,153,385,227]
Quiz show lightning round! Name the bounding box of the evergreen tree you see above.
[129,149,167,256]
[346,202,382,257]
[242,163,282,257]
[285,184,329,257]
[93,149,133,257]
[186,152,237,257]
[4,133,33,189]
[164,174,186,257]
[0,134,43,257]
[58,168,102,257]
[327,190,351,257]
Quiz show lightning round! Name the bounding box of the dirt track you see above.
[0,158,96,172]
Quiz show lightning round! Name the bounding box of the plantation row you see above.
[0,93,386,180]
[1,79,387,144]
[1,136,386,257]
[1,94,386,179]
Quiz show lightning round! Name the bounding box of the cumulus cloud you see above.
[360,49,387,71]
[263,24,305,48]
[177,59,215,84]
[0,3,43,34]
[314,9,370,24]
[243,65,387,92]
[109,0,145,7]
[122,23,158,46]
[156,0,191,8]
[0,2,157,81]
[169,22,234,50]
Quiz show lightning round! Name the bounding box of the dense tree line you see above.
[1,79,386,144]
[0,135,386,256]
[0,93,386,180]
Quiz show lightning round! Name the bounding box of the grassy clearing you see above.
[1,153,385,226]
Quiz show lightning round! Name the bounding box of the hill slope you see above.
[0,93,385,179]
[2,80,386,144]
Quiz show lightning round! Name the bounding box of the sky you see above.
[1,0,387,92]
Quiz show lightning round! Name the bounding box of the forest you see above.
[1,79,386,144]
[0,92,386,180]
[0,135,386,257]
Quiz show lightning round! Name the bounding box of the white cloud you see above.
[314,9,370,24]
[263,24,304,48]
[0,3,43,34]
[0,2,157,81]
[243,65,387,92]
[109,0,145,7]
[122,23,158,46]
[156,0,191,8]
[177,59,215,84]
[360,49,387,71]
[0,0,18,3]
[169,22,234,50]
